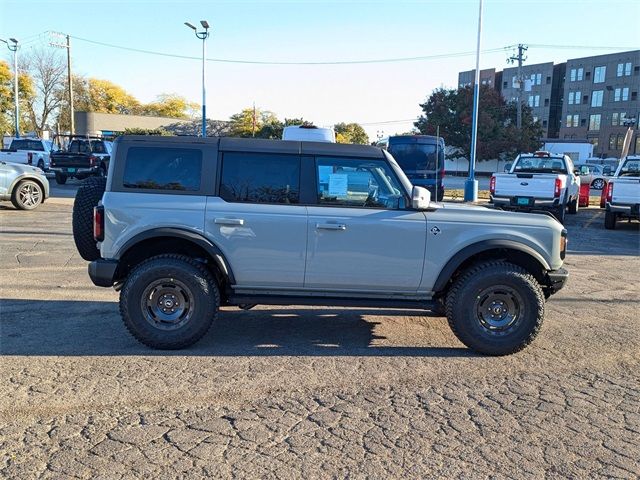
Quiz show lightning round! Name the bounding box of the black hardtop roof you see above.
[116,135,385,159]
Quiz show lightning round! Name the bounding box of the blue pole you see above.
[464,0,483,202]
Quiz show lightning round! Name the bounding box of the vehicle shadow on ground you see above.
[0,300,472,357]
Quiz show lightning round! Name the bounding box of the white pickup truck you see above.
[490,151,580,223]
[604,155,640,229]
[0,138,54,171]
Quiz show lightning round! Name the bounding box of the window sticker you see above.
[328,174,348,196]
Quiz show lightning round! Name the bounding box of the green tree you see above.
[334,122,369,144]
[141,93,198,118]
[122,127,172,136]
[414,85,542,161]
[228,107,281,138]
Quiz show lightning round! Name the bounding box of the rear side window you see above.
[219,152,300,204]
[123,147,202,191]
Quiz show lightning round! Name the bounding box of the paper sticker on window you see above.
[318,165,333,184]
[328,174,348,196]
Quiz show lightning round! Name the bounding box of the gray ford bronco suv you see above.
[74,135,568,355]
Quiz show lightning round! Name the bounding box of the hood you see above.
[431,201,564,230]
[0,161,45,175]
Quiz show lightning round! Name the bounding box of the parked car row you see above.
[0,160,50,210]
[0,138,54,171]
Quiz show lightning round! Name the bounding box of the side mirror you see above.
[412,186,431,209]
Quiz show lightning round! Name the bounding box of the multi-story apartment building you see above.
[457,49,640,156]
[457,68,502,91]
[559,50,640,157]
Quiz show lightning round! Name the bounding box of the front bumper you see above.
[545,267,569,295]
[88,259,118,287]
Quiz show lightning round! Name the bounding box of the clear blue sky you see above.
[2,0,639,139]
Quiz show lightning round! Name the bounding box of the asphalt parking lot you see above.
[1,185,639,478]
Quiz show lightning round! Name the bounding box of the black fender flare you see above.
[432,239,550,293]
[117,227,236,284]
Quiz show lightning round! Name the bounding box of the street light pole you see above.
[1,38,20,138]
[464,0,483,202]
[185,21,210,137]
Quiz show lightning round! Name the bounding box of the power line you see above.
[68,34,513,64]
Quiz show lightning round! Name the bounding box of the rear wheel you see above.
[72,176,106,261]
[55,172,67,185]
[11,180,44,210]
[445,261,545,356]
[568,196,578,214]
[37,159,45,171]
[604,210,616,230]
[591,178,605,190]
[555,204,566,223]
[120,255,219,349]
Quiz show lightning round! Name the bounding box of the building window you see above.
[633,91,638,101]
[635,136,640,154]
[616,62,631,77]
[512,76,518,88]
[566,114,579,127]
[591,90,604,107]
[528,95,540,107]
[622,87,630,101]
[569,67,584,82]
[625,62,632,76]
[612,113,619,126]
[589,114,601,131]
[589,137,599,149]
[544,98,549,106]
[593,66,606,83]
[617,63,624,77]
[614,88,621,101]
[503,81,508,88]
[581,118,587,127]
[609,134,617,150]
[543,120,548,127]
[568,91,581,105]
[546,76,551,84]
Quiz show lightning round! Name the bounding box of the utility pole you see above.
[1,38,20,137]
[508,44,528,129]
[50,32,74,135]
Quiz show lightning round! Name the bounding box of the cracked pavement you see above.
[1,188,639,479]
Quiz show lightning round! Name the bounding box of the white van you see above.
[282,125,335,143]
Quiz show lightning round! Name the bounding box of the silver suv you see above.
[76,136,568,355]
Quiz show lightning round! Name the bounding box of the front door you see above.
[205,151,308,288]
[304,156,427,292]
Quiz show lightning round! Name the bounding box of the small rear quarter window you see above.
[123,147,202,191]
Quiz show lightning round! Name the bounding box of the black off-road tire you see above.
[555,204,566,224]
[119,255,219,349]
[604,210,616,230]
[55,172,67,185]
[568,196,578,214]
[11,179,44,210]
[99,163,107,178]
[72,176,106,261]
[445,261,545,356]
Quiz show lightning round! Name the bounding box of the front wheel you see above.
[119,255,219,349]
[11,180,44,210]
[445,261,545,355]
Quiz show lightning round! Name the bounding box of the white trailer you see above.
[543,140,593,164]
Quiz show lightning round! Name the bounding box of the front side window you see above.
[316,157,406,209]
[594,66,606,83]
[589,114,601,131]
[219,152,299,204]
[591,90,603,107]
[123,147,202,191]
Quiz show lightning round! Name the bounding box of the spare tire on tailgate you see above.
[73,177,106,261]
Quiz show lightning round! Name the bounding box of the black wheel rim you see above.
[474,285,524,335]
[593,179,604,189]
[141,277,195,331]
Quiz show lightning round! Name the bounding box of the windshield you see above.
[388,143,443,172]
[619,159,640,177]
[513,156,568,174]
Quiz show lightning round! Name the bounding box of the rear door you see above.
[205,151,308,288]
[304,156,426,292]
